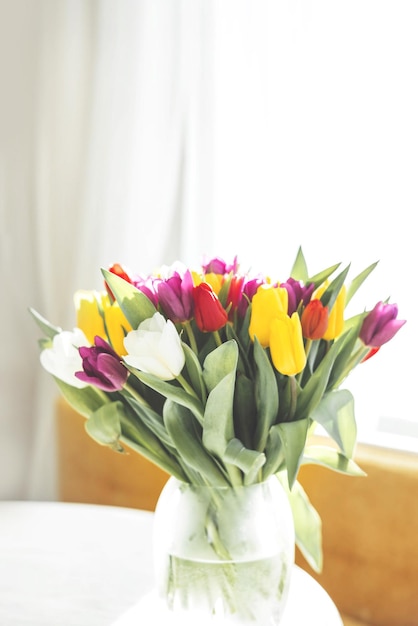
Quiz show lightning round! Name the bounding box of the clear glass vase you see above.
[153,475,295,624]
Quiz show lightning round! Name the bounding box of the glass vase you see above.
[152,475,295,624]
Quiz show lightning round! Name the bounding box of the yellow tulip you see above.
[204,272,224,295]
[270,312,307,376]
[324,287,345,339]
[74,290,107,344]
[315,283,346,340]
[103,303,132,355]
[249,284,288,347]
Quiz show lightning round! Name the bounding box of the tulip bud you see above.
[301,300,329,340]
[74,290,107,345]
[157,270,194,324]
[249,285,288,347]
[192,283,228,332]
[76,336,128,391]
[270,312,307,376]
[123,312,185,380]
[360,301,406,348]
[323,286,346,340]
[103,302,132,356]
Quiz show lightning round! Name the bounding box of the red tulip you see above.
[192,283,228,332]
[301,300,329,340]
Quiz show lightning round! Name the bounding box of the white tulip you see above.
[123,312,185,381]
[40,328,90,388]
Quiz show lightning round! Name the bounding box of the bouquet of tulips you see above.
[30,248,405,571]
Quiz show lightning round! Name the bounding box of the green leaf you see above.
[290,247,309,282]
[225,323,252,376]
[119,398,187,480]
[119,434,187,481]
[54,378,105,417]
[224,438,266,484]
[29,307,61,339]
[101,269,156,328]
[127,367,204,423]
[123,395,175,450]
[319,264,350,311]
[346,261,379,306]
[163,400,228,486]
[233,373,256,449]
[295,334,346,420]
[200,340,238,459]
[262,427,285,480]
[182,341,206,402]
[253,338,279,451]
[277,474,323,573]
[85,401,124,452]
[202,364,237,457]
[327,322,362,390]
[272,418,310,488]
[310,390,357,458]
[307,263,341,289]
[302,445,366,476]
[202,340,239,393]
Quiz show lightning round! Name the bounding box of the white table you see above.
[0,501,343,625]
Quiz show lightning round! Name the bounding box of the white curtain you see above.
[1,0,215,500]
[1,0,416,501]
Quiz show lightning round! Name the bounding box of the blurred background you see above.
[1,0,416,502]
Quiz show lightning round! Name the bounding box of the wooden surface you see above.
[342,617,369,626]
[297,442,418,626]
[56,396,169,511]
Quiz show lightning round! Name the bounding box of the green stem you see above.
[297,338,312,384]
[123,381,151,408]
[183,320,199,355]
[213,330,222,347]
[288,375,298,421]
[335,345,370,387]
[176,373,201,401]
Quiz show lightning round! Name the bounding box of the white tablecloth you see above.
[0,501,343,625]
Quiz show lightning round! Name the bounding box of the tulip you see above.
[360,301,406,348]
[123,312,185,380]
[106,263,134,301]
[281,278,315,316]
[202,256,238,275]
[319,285,346,341]
[192,282,228,332]
[237,275,266,318]
[108,262,134,284]
[132,276,160,308]
[249,284,288,347]
[270,312,307,376]
[157,270,194,323]
[301,299,329,340]
[74,290,107,345]
[225,274,245,320]
[103,302,132,355]
[75,336,128,391]
[204,272,224,295]
[40,329,89,388]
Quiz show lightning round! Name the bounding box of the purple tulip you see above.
[281,278,315,316]
[157,270,194,324]
[359,301,406,348]
[75,336,128,391]
[202,256,239,275]
[132,276,160,307]
[237,275,266,318]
